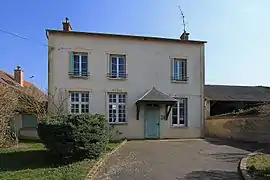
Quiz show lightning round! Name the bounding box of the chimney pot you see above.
[14,65,24,87]
[62,17,72,32]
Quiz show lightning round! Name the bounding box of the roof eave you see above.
[45,29,207,44]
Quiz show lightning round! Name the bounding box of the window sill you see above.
[109,122,128,125]
[107,77,127,81]
[171,80,188,84]
[69,75,89,79]
[171,125,188,128]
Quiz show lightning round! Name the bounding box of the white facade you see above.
[48,30,206,139]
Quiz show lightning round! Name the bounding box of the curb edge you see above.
[239,152,260,180]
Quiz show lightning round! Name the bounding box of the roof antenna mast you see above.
[178,5,186,32]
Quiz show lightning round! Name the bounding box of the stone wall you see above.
[205,116,270,143]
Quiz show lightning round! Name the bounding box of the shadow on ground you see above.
[0,150,77,172]
[183,170,240,180]
[205,137,270,154]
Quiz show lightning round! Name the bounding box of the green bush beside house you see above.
[38,114,109,160]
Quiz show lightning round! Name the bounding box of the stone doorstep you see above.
[239,152,262,180]
[85,139,127,180]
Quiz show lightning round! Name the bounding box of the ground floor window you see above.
[172,98,188,126]
[108,92,127,124]
[70,91,90,114]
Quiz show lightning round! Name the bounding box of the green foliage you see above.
[37,114,108,160]
[247,154,270,179]
[0,142,94,180]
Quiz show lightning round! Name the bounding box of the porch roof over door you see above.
[136,87,177,105]
[135,87,177,120]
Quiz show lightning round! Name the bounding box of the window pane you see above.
[109,94,113,103]
[81,55,88,64]
[81,92,89,102]
[173,60,179,79]
[71,92,79,102]
[71,93,75,102]
[119,94,126,103]
[119,64,125,72]
[118,57,125,65]
[75,93,79,101]
[108,93,126,123]
[179,119,185,125]
[112,95,116,103]
[81,55,88,74]
[179,61,184,79]
[111,57,117,64]
[74,55,80,75]
[75,104,79,113]
[81,104,89,113]
[112,110,117,122]
[111,62,117,78]
[172,106,178,116]
[172,116,177,125]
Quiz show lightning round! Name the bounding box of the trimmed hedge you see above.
[38,114,108,159]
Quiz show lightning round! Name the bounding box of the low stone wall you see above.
[205,116,270,143]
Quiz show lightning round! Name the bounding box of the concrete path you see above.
[95,139,252,180]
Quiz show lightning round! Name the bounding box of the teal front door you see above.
[144,105,160,139]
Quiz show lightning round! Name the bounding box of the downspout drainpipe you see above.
[200,44,205,138]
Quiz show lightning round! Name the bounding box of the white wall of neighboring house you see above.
[48,32,205,139]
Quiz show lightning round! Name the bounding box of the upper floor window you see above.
[107,54,127,79]
[70,91,90,114]
[172,98,188,127]
[171,58,188,82]
[108,93,127,124]
[69,52,90,77]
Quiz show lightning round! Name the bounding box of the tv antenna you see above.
[178,5,186,32]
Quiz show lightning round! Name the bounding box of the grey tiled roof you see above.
[136,87,177,103]
[205,85,270,102]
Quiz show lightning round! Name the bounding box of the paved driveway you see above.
[95,139,251,180]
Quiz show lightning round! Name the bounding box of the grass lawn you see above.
[0,141,120,180]
[247,154,270,180]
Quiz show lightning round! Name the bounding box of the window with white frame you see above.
[108,93,127,123]
[108,54,127,79]
[172,58,187,81]
[70,92,90,113]
[172,98,188,126]
[69,52,89,77]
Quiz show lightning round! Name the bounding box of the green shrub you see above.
[38,114,108,160]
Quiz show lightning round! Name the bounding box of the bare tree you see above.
[47,87,70,117]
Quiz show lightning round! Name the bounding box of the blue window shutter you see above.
[69,52,74,73]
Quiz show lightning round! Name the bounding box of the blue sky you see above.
[0,0,269,90]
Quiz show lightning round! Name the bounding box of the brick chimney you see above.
[62,17,72,32]
[14,66,24,87]
[180,30,189,40]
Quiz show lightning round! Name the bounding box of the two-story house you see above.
[47,18,206,139]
